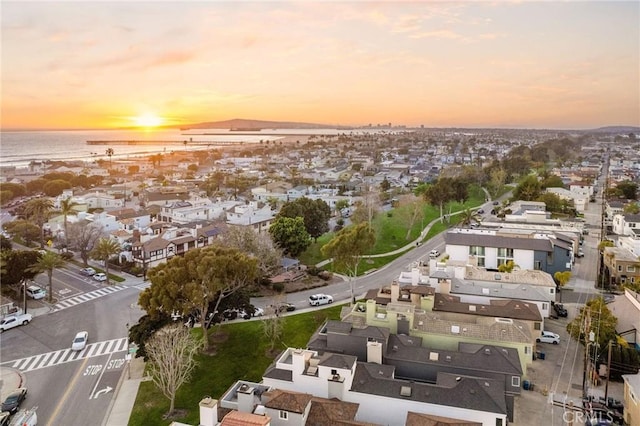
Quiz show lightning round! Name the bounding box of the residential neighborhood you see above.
[1,127,639,426]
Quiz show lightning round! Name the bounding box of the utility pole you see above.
[582,306,592,398]
[604,340,613,401]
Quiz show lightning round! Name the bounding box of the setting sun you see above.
[133,113,163,128]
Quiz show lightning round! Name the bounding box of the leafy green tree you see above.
[567,297,617,348]
[59,198,79,248]
[43,179,72,197]
[277,197,331,241]
[488,167,507,198]
[598,240,614,251]
[380,177,391,192]
[3,220,40,246]
[139,245,259,350]
[623,203,640,214]
[0,249,40,285]
[0,235,12,251]
[91,238,121,284]
[268,216,311,257]
[615,181,638,200]
[553,271,572,302]
[25,178,49,194]
[395,195,425,240]
[513,175,542,201]
[540,175,565,189]
[334,199,350,217]
[321,222,375,304]
[423,179,452,222]
[23,198,54,247]
[28,251,66,302]
[0,183,27,200]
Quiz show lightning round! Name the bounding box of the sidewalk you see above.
[102,356,148,426]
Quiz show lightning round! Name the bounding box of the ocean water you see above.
[0,127,384,168]
[0,128,280,168]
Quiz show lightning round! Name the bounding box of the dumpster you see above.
[523,380,530,390]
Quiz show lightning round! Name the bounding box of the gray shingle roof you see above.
[444,232,553,252]
[350,362,507,415]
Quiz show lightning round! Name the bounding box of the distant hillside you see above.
[589,126,640,133]
[179,118,352,131]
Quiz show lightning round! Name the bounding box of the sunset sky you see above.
[2,1,638,130]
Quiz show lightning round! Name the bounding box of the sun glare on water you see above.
[133,113,164,128]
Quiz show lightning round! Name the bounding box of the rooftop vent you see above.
[484,348,491,355]
[429,352,439,361]
[469,305,476,312]
[455,377,462,382]
[494,274,502,280]
[446,356,452,362]
[392,345,398,351]
[400,386,412,397]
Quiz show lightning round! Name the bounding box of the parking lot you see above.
[513,303,624,425]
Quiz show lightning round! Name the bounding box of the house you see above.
[260,347,509,426]
[601,246,640,288]
[612,213,640,237]
[205,381,372,426]
[226,201,276,233]
[444,228,573,275]
[606,289,640,350]
[622,372,640,426]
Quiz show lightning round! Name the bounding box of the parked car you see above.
[429,249,440,258]
[0,411,9,426]
[477,209,485,214]
[252,307,265,317]
[309,294,333,306]
[537,330,560,345]
[576,249,585,258]
[273,302,296,313]
[92,273,107,282]
[80,267,96,276]
[71,331,89,351]
[553,303,568,317]
[0,313,33,332]
[25,285,46,300]
[1,388,27,414]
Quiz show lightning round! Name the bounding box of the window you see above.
[534,322,541,330]
[496,419,503,426]
[627,265,636,272]
[542,303,548,310]
[497,247,514,266]
[534,260,542,270]
[524,346,530,355]
[469,246,485,267]
[618,265,622,272]
[512,376,521,387]
[279,410,288,420]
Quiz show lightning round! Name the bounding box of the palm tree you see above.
[91,238,121,284]
[106,148,114,169]
[28,251,65,303]
[59,198,79,249]
[459,208,481,228]
[23,198,54,248]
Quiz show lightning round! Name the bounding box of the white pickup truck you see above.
[0,313,33,332]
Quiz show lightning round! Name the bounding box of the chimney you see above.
[199,397,218,426]
[367,341,383,365]
[439,278,451,295]
[391,281,400,303]
[132,229,141,243]
[237,383,256,413]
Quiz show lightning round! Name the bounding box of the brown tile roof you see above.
[307,398,365,426]
[433,293,542,321]
[405,411,482,426]
[220,411,270,426]
[263,389,312,414]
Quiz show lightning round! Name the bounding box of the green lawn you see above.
[129,306,342,426]
[300,185,486,267]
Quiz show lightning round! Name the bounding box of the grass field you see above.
[129,306,342,426]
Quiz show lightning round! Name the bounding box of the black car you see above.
[0,412,9,426]
[553,303,568,317]
[1,388,27,414]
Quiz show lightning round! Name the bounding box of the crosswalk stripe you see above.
[52,286,128,312]
[1,337,129,373]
